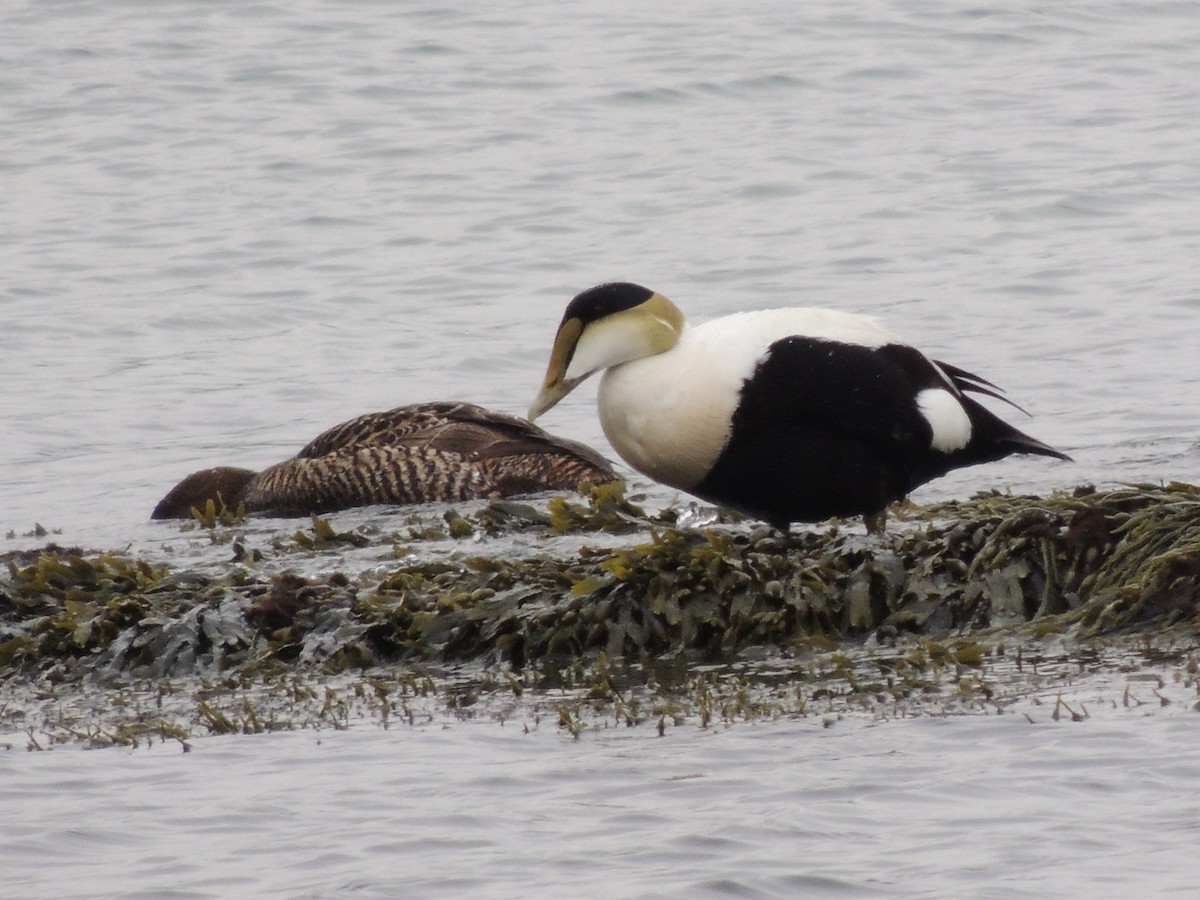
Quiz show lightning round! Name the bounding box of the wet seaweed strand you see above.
[1,483,1198,681]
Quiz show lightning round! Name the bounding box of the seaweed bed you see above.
[2,482,1198,749]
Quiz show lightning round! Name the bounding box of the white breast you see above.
[597,333,736,489]
[595,307,904,488]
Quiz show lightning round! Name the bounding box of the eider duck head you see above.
[529,282,685,420]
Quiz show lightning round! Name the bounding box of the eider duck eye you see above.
[529,284,1070,534]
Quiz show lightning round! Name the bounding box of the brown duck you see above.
[152,401,618,519]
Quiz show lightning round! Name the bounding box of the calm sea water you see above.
[2,0,1199,895]
[3,710,1199,899]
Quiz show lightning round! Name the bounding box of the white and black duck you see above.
[529,282,1070,533]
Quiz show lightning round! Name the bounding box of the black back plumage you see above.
[693,337,1069,529]
[152,402,617,519]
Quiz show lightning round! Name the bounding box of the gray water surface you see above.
[3,0,1197,545]
[2,1,1199,896]
[5,709,1199,899]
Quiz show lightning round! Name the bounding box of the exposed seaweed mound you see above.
[3,483,1198,688]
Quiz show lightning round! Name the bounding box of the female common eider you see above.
[528,282,1070,533]
[152,401,617,519]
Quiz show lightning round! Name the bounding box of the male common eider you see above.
[152,401,618,519]
[528,282,1070,533]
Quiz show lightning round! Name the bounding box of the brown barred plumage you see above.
[151,402,618,519]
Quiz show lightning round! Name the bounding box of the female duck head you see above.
[529,282,686,420]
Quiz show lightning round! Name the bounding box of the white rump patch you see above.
[917,388,972,453]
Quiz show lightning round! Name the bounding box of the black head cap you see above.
[562,282,654,327]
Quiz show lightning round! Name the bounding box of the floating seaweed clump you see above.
[2,483,1199,745]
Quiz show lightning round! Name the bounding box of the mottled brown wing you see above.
[297,401,615,475]
[166,402,620,518]
[476,449,616,496]
[295,402,473,457]
[243,445,491,515]
[426,405,614,467]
